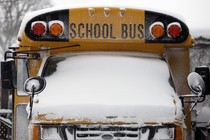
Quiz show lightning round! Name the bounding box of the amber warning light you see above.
[150,22,165,38]
[49,20,64,36]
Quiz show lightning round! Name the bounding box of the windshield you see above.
[40,53,175,106]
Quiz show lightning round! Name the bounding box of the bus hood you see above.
[30,54,183,124]
[31,95,182,124]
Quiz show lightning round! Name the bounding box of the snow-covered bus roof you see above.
[31,53,182,124]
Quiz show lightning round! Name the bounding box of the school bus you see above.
[0,7,208,140]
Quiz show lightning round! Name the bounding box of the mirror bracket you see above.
[179,72,207,120]
[179,94,206,105]
[4,51,40,61]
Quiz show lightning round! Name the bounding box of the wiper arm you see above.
[28,85,35,120]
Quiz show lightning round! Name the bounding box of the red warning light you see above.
[167,22,182,38]
[31,22,46,36]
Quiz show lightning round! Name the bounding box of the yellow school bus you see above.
[0,7,207,140]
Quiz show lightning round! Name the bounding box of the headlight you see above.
[40,126,74,140]
[30,125,40,140]
[153,127,174,139]
[41,127,62,140]
[140,126,175,140]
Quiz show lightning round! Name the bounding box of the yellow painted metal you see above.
[34,114,181,127]
[68,8,145,43]
[13,47,42,140]
[165,47,191,135]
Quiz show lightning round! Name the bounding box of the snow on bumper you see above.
[32,101,182,124]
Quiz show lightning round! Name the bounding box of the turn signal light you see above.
[167,22,182,38]
[49,21,64,36]
[175,125,183,140]
[31,21,46,36]
[31,125,40,140]
[150,22,165,38]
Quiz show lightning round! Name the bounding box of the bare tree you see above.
[190,36,210,72]
[0,0,52,54]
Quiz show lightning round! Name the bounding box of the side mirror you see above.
[24,76,46,95]
[187,72,206,95]
[1,60,17,89]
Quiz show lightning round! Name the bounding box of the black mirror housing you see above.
[1,60,17,89]
[195,66,210,95]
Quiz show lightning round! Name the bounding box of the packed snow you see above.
[31,53,182,124]
[0,109,12,114]
[24,79,41,94]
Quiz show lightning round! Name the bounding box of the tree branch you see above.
[0,0,52,54]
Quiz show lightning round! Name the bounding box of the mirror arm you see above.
[25,59,30,78]
[179,94,206,120]
[184,95,202,119]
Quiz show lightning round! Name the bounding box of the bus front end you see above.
[1,7,199,140]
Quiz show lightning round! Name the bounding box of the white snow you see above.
[0,109,12,114]
[41,128,62,139]
[32,53,182,124]
[24,79,41,94]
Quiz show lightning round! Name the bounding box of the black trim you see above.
[145,11,189,43]
[25,9,69,42]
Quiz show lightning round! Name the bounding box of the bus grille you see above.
[74,126,140,140]
[41,125,175,140]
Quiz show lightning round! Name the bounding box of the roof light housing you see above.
[31,21,46,36]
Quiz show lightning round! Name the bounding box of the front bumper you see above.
[32,124,178,140]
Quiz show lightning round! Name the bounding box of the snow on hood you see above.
[32,53,182,124]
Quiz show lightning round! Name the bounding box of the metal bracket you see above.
[179,94,206,120]
[179,94,206,104]
[4,51,41,61]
